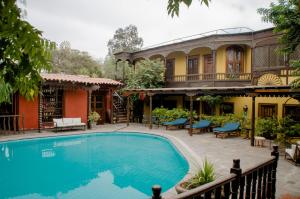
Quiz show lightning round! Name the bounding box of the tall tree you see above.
[107,25,143,55]
[0,0,55,103]
[103,25,143,79]
[167,0,210,17]
[258,0,300,88]
[51,41,102,77]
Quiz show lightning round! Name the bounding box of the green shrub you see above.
[182,158,215,190]
[201,114,242,127]
[256,117,279,139]
[88,111,100,123]
[152,107,197,122]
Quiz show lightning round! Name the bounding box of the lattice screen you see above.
[253,45,285,69]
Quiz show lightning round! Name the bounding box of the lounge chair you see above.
[191,120,211,133]
[213,122,240,138]
[285,143,300,166]
[162,118,188,130]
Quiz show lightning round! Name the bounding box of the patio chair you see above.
[213,122,240,138]
[191,120,211,133]
[285,143,300,166]
[162,118,188,130]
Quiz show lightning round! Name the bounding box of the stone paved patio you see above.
[0,123,299,198]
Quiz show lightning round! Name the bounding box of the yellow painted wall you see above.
[216,46,226,73]
[225,97,300,120]
[245,47,251,73]
[188,48,211,74]
[167,52,186,76]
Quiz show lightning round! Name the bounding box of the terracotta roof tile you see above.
[41,73,122,86]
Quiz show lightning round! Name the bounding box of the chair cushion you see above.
[63,118,73,125]
[192,120,211,128]
[286,144,297,159]
[53,119,63,127]
[72,118,81,124]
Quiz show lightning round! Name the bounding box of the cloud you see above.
[25,0,274,59]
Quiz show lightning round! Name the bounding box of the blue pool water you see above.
[0,132,189,199]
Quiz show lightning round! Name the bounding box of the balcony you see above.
[165,73,252,87]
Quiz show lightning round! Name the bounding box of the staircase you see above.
[113,92,127,123]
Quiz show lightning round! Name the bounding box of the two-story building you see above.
[115,27,300,123]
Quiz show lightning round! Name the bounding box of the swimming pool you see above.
[0,132,189,199]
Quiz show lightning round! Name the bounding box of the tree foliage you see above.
[125,59,165,89]
[107,25,143,55]
[167,0,210,17]
[51,41,102,77]
[103,25,143,79]
[0,0,55,103]
[257,0,300,88]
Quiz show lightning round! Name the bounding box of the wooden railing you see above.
[166,73,252,82]
[0,114,24,134]
[151,146,279,199]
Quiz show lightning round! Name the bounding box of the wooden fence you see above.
[151,146,279,199]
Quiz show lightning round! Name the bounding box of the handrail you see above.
[0,114,24,133]
[166,73,252,82]
[170,174,236,199]
[151,146,279,199]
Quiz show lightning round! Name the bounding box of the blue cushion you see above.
[213,122,240,132]
[163,118,188,126]
[192,120,211,129]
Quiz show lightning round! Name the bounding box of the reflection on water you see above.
[1,144,14,160]
[0,133,188,199]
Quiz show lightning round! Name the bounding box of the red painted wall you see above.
[18,96,39,130]
[64,89,88,123]
[106,89,113,123]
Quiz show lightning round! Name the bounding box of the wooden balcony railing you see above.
[166,73,252,82]
[0,114,24,134]
[151,146,279,199]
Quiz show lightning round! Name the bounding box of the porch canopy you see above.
[125,85,300,146]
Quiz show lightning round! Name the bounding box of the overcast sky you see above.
[25,0,274,59]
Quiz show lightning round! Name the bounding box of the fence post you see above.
[152,185,162,199]
[230,159,242,199]
[270,145,279,199]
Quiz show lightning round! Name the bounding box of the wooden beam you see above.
[189,95,193,136]
[148,92,155,129]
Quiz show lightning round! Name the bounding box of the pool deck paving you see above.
[0,123,299,198]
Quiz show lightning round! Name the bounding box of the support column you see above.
[110,89,114,124]
[126,95,130,126]
[148,92,155,129]
[212,50,217,86]
[251,95,256,146]
[186,92,196,136]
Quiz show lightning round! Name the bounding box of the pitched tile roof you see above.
[41,73,122,86]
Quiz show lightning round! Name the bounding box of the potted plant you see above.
[175,158,215,194]
[88,111,101,129]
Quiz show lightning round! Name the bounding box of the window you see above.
[165,59,175,81]
[258,103,278,118]
[187,56,199,80]
[283,105,300,122]
[226,46,244,74]
[220,102,234,115]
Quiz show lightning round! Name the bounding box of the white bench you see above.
[53,118,86,132]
